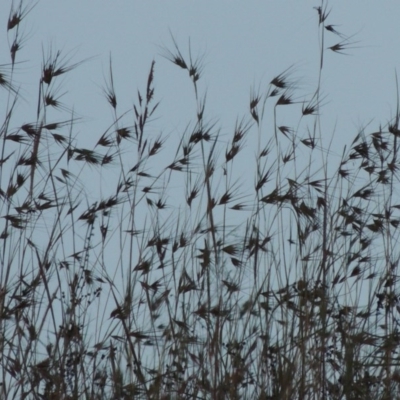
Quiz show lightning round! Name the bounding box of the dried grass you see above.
[1,1,400,399]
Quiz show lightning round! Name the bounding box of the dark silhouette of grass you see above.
[2,1,400,399]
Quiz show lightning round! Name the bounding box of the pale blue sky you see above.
[4,2,400,298]
[4,0,400,380]
[4,0,399,319]
[12,1,400,155]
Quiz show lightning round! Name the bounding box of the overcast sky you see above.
[4,0,400,370]
[3,0,399,306]
[10,1,400,155]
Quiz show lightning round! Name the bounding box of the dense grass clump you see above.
[2,1,400,399]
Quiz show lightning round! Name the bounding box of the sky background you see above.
[3,0,400,317]
[4,0,398,222]
[3,0,400,386]
[10,0,400,156]
[3,3,399,283]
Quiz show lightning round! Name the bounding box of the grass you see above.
[2,1,400,399]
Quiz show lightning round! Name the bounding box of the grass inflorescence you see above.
[1,1,400,399]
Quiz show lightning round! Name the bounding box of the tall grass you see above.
[2,1,400,399]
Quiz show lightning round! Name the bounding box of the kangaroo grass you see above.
[2,1,400,399]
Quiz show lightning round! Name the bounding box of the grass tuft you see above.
[1,2,400,400]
